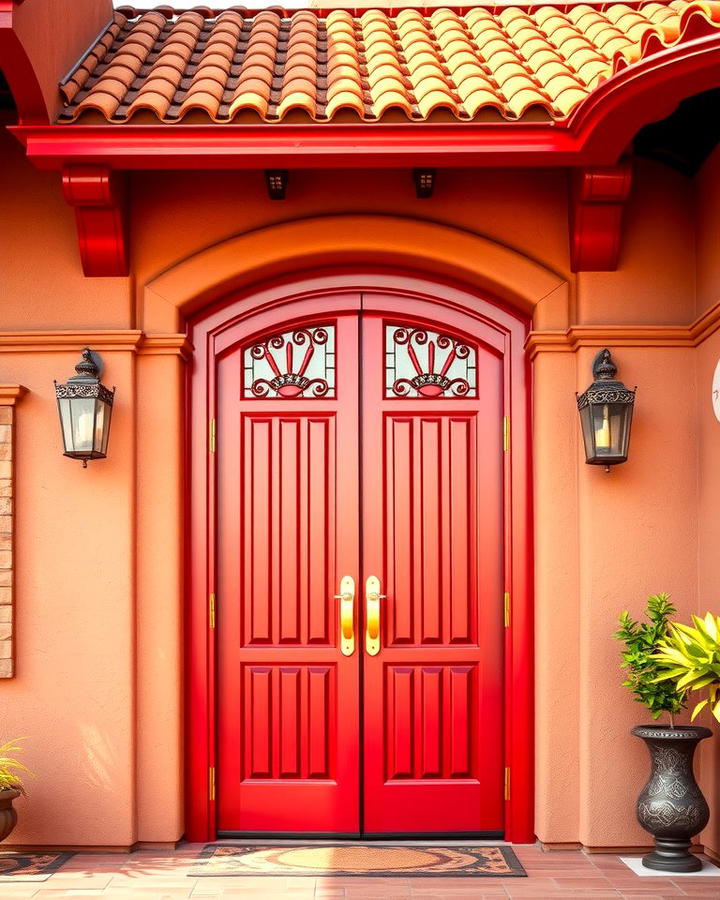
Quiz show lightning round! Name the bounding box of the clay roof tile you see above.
[59,1,720,125]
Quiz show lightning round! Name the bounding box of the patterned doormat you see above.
[192,844,527,877]
[0,852,73,881]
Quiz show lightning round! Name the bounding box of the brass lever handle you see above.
[365,576,386,656]
[334,575,355,657]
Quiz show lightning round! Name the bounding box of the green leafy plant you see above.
[653,612,720,723]
[615,593,686,726]
[0,738,32,795]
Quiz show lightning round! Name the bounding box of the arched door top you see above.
[144,215,568,333]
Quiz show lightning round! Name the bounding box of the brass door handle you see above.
[334,575,355,656]
[365,576,386,656]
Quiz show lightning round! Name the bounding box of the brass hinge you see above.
[503,416,510,452]
[209,593,216,629]
[209,766,215,802]
[209,418,216,453]
[504,592,511,628]
[504,767,511,801]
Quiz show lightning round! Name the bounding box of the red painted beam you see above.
[569,160,633,272]
[13,122,583,170]
[62,165,128,277]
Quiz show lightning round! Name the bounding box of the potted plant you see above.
[616,594,711,873]
[0,738,31,843]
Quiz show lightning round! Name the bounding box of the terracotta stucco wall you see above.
[0,116,717,850]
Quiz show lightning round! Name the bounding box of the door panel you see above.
[217,302,504,836]
[217,314,360,833]
[362,313,504,833]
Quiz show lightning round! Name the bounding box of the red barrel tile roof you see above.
[58,2,720,123]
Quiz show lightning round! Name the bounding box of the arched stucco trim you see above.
[141,215,568,333]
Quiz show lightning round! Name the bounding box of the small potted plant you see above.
[616,594,711,873]
[0,738,31,843]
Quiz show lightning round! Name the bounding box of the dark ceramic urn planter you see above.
[0,788,19,843]
[632,725,712,873]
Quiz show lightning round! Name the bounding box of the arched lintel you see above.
[142,215,568,334]
[571,31,720,164]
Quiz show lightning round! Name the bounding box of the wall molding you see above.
[527,303,720,359]
[0,331,190,358]
[137,334,193,361]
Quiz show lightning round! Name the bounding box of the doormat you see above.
[192,844,527,877]
[0,852,73,881]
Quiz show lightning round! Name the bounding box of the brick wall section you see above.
[0,387,27,678]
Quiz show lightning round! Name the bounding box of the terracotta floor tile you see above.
[28,874,114,888]
[10,847,720,898]
[0,889,42,899]
[409,895,511,899]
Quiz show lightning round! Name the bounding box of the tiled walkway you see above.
[2,843,720,899]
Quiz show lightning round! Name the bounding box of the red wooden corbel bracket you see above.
[62,165,128,277]
[569,160,632,272]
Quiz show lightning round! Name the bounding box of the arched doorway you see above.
[186,270,533,842]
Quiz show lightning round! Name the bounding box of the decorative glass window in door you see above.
[244,324,335,398]
[385,325,477,398]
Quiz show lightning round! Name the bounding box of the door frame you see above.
[185,268,533,843]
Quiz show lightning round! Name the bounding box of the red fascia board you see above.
[11,122,594,171]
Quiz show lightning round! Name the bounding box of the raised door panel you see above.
[217,315,360,834]
[362,311,504,834]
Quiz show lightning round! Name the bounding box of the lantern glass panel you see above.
[97,399,113,455]
[70,397,97,453]
[583,401,634,463]
[578,402,596,460]
[58,398,74,454]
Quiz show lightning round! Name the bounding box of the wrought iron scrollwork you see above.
[386,326,476,398]
[244,326,335,399]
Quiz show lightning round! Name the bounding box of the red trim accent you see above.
[13,121,594,170]
[186,269,534,844]
[62,165,129,277]
[569,159,632,272]
[0,2,49,124]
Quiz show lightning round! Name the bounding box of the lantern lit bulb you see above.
[76,410,94,450]
[595,405,611,451]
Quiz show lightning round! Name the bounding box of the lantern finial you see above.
[74,347,100,379]
[593,348,617,381]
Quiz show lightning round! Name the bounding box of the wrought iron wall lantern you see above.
[577,348,636,472]
[54,348,115,468]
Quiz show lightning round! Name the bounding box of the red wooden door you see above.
[216,298,503,835]
[217,312,361,833]
[361,310,504,833]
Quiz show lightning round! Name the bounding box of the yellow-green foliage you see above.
[0,738,32,795]
[653,613,720,723]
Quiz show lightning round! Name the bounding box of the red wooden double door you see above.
[217,294,504,835]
